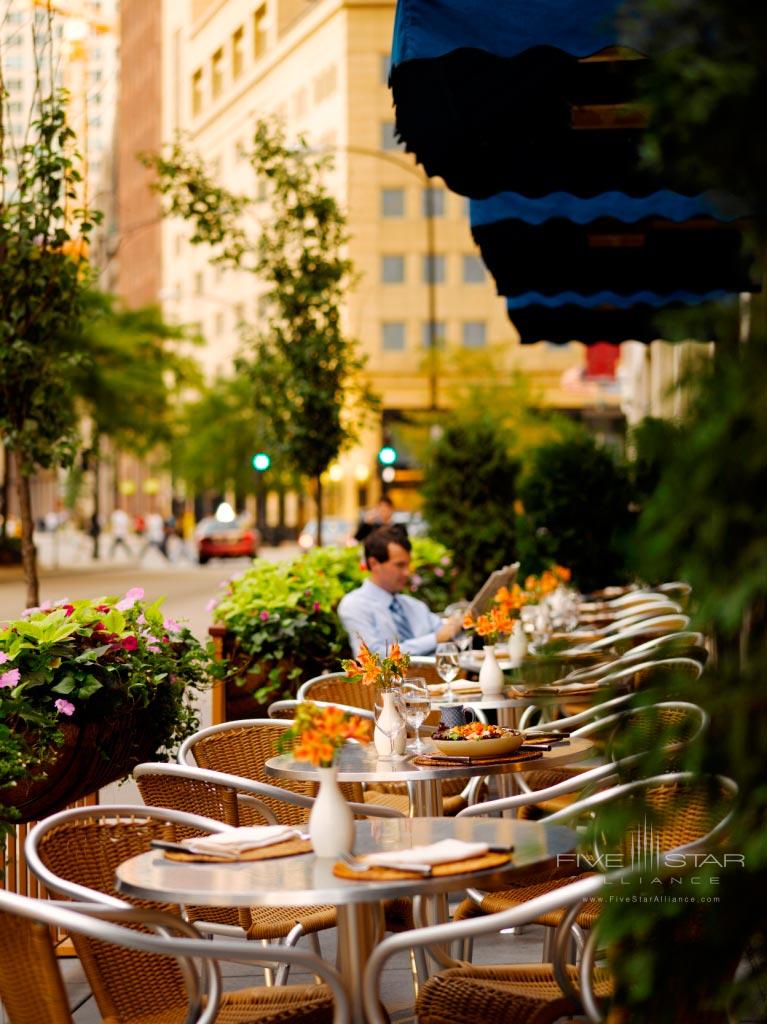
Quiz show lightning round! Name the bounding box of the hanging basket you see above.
[3,706,161,824]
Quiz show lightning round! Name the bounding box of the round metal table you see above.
[116,816,577,1024]
[266,737,594,816]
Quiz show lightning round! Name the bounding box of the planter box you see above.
[4,706,161,824]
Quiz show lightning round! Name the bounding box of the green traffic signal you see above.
[378,445,397,466]
[252,452,271,472]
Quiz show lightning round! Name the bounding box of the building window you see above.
[194,271,204,296]
[7,101,24,115]
[6,78,23,92]
[253,4,267,59]
[422,321,447,349]
[462,254,486,283]
[313,64,337,104]
[232,26,244,79]
[380,121,400,152]
[234,303,246,324]
[381,188,405,218]
[191,68,203,116]
[422,254,446,284]
[462,321,487,348]
[214,311,225,337]
[422,187,445,217]
[381,255,405,283]
[211,47,224,100]
[381,322,406,351]
[380,53,391,85]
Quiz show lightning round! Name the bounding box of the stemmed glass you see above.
[400,677,430,752]
[435,641,460,702]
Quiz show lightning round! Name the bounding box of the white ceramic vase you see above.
[374,689,406,756]
[507,619,528,666]
[308,765,355,857]
[479,644,505,696]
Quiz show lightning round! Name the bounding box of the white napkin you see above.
[360,838,488,868]
[182,826,305,854]
[428,679,482,695]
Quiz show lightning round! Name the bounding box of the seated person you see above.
[338,525,461,657]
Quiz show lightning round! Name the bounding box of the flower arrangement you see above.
[0,588,216,825]
[342,641,410,692]
[462,605,517,646]
[523,565,572,600]
[277,702,371,766]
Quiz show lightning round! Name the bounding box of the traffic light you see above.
[251,452,271,472]
[377,445,397,467]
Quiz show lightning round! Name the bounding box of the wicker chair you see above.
[0,889,347,1024]
[177,717,408,817]
[454,765,732,958]
[362,872,612,1024]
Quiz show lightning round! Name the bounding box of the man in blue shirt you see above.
[339,526,462,656]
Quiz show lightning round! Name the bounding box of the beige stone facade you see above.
[156,0,619,521]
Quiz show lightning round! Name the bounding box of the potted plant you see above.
[0,588,216,827]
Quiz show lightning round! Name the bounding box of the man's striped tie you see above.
[389,595,413,641]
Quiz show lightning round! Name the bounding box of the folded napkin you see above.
[360,838,488,869]
[181,826,305,855]
[428,679,482,695]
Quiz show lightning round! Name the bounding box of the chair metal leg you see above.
[274,923,306,986]
[260,938,275,987]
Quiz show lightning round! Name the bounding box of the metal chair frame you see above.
[0,890,350,1024]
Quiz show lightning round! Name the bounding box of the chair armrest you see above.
[361,874,607,1024]
[457,761,618,817]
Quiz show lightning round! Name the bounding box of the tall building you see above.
[125,0,621,522]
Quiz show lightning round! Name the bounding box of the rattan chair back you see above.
[179,718,315,825]
[24,806,230,1024]
[298,674,376,710]
[0,901,74,1023]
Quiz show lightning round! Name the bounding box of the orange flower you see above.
[554,565,571,582]
[540,570,558,594]
[463,612,475,630]
[280,702,372,766]
[524,575,538,592]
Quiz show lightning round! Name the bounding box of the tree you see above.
[1,26,99,605]
[72,291,201,557]
[516,433,634,593]
[144,118,378,544]
[422,415,521,595]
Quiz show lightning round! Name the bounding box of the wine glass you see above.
[435,641,460,702]
[400,677,430,752]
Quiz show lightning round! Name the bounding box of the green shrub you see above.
[422,417,520,595]
[211,537,456,703]
[517,434,634,593]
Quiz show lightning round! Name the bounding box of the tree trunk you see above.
[315,474,323,547]
[16,465,40,608]
[0,449,11,541]
[91,437,101,561]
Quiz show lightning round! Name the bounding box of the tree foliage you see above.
[422,416,520,596]
[144,118,378,539]
[1,28,99,603]
[517,433,634,593]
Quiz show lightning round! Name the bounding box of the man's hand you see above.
[436,614,462,644]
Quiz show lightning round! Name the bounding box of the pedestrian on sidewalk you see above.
[109,507,133,558]
[140,511,170,561]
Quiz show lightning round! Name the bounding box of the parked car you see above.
[195,516,260,564]
[297,517,354,550]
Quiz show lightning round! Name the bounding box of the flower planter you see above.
[4,706,161,824]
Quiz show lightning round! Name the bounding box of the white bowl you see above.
[432,731,524,758]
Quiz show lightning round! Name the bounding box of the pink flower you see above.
[120,635,139,651]
[116,587,145,611]
[0,668,21,689]
[54,698,75,716]
[0,652,11,665]
[147,643,161,653]
[259,610,270,621]
[205,598,218,612]
[61,604,75,617]
[163,617,182,634]
[434,568,444,577]
[312,601,321,613]
[440,556,451,566]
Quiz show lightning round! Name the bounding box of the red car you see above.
[195,516,260,564]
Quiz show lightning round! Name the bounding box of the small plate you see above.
[432,731,524,758]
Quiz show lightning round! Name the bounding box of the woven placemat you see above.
[163,838,312,864]
[333,849,512,881]
[412,749,543,769]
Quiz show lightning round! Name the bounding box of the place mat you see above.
[333,849,512,881]
[412,749,543,768]
[163,838,313,864]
